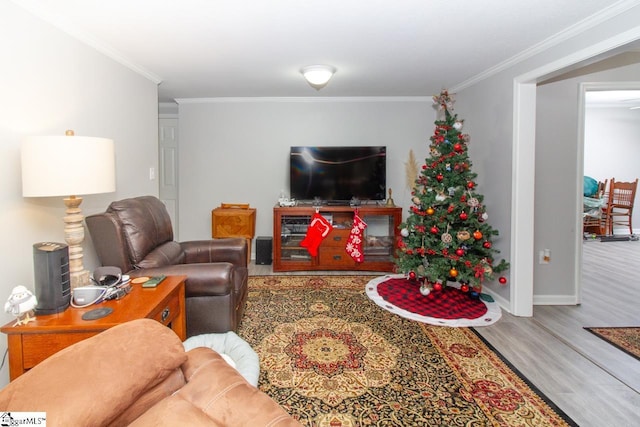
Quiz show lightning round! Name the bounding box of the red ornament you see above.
[460,284,470,292]
[453,143,463,153]
[467,181,475,189]
[459,212,468,220]
[430,226,439,234]
[483,241,492,249]
[433,282,443,291]
[455,248,465,256]
[499,276,507,285]
[436,173,444,182]
[409,271,416,280]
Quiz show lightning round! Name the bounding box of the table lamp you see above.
[21,130,116,289]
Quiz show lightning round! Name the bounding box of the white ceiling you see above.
[586,90,640,108]
[13,0,633,102]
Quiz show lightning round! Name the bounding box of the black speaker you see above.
[33,242,71,315]
[256,237,272,265]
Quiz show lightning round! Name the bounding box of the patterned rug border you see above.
[469,328,578,427]
[247,275,578,426]
[584,326,640,361]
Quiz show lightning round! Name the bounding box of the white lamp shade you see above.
[21,135,116,197]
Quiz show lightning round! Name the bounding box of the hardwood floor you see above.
[248,242,640,426]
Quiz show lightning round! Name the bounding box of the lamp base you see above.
[71,269,90,289]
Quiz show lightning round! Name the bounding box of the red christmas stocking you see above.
[346,210,367,262]
[300,212,333,256]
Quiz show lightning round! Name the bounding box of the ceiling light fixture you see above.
[301,65,336,90]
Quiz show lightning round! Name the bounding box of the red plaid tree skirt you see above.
[366,275,501,327]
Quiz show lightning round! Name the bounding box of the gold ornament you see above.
[456,230,471,241]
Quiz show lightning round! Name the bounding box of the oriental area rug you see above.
[584,327,640,361]
[237,275,577,427]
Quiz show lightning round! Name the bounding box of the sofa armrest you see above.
[129,263,234,297]
[181,237,247,267]
[129,347,301,427]
[0,319,187,427]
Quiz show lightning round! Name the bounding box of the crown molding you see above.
[451,0,640,92]
[11,0,163,85]
[175,96,432,104]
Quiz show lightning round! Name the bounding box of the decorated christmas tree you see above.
[395,90,508,298]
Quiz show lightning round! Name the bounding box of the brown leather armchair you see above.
[86,196,247,337]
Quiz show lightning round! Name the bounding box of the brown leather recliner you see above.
[86,196,247,337]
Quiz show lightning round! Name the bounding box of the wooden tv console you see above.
[273,204,402,272]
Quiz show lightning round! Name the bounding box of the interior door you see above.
[159,118,179,238]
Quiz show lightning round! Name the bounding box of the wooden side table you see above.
[1,275,186,381]
[212,203,256,264]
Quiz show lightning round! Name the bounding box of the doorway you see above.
[511,38,640,316]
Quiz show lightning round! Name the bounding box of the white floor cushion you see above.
[183,331,260,387]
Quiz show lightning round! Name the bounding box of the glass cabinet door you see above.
[280,215,312,261]
[362,214,395,261]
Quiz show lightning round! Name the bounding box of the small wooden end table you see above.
[1,275,186,381]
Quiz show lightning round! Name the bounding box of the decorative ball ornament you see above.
[483,241,492,249]
[430,226,439,234]
[455,248,465,256]
[469,291,480,299]
[460,283,470,292]
[449,268,458,278]
[473,230,483,240]
[426,207,435,215]
[400,228,410,237]
[441,233,453,244]
[453,143,463,153]
[499,276,507,285]
[459,212,468,220]
[467,181,475,189]
[419,284,431,296]
[436,173,444,182]
[433,282,443,291]
[467,197,479,207]
[456,230,471,241]
[409,271,417,280]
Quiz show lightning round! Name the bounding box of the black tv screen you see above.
[290,146,386,202]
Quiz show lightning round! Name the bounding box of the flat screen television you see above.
[289,146,386,203]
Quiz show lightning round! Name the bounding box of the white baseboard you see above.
[533,294,579,305]
[481,288,514,314]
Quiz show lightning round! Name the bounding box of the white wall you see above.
[535,61,640,300]
[177,98,433,245]
[584,106,640,233]
[456,3,640,309]
[0,2,159,385]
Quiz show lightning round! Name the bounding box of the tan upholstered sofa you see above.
[0,319,300,426]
